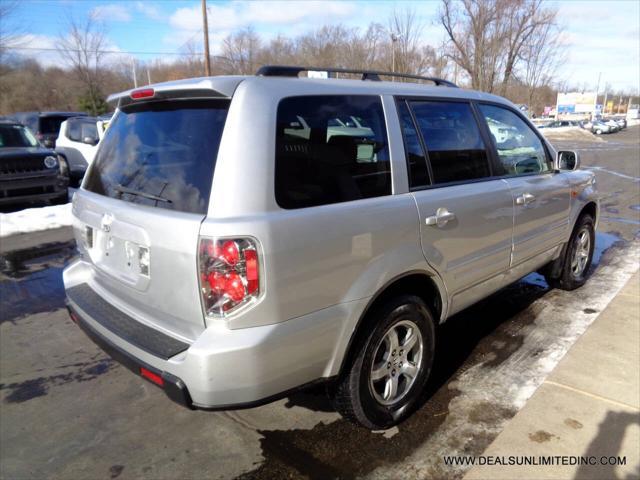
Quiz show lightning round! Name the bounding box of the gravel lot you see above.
[1,127,638,480]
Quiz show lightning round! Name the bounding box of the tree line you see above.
[0,1,635,116]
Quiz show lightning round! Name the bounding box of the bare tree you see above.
[439,0,558,93]
[180,39,206,78]
[0,0,25,69]
[439,0,504,91]
[258,34,297,67]
[519,20,563,113]
[497,0,557,96]
[388,8,430,76]
[221,27,261,75]
[56,15,107,114]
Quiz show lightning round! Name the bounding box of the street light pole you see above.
[391,34,396,75]
[390,32,402,80]
[593,71,601,120]
[202,0,211,76]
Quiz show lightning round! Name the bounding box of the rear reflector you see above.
[130,88,155,100]
[140,367,164,387]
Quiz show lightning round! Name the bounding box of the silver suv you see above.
[63,66,598,429]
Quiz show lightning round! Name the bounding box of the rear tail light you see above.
[198,237,262,317]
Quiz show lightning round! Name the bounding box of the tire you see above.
[546,214,595,290]
[595,129,602,135]
[332,295,435,429]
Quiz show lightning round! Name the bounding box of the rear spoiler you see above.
[107,76,244,109]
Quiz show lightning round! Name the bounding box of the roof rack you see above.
[255,65,458,88]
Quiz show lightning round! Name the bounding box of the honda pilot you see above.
[64,66,598,429]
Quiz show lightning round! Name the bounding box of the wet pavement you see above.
[0,127,638,479]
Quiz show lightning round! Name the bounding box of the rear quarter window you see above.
[275,95,391,209]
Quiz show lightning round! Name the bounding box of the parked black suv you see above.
[0,120,69,206]
[10,111,87,148]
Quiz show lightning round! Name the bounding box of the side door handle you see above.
[516,193,536,205]
[425,207,456,227]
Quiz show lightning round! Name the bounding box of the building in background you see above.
[556,92,599,119]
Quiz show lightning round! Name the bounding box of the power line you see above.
[4,46,201,56]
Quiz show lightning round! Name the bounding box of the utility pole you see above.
[132,59,138,88]
[147,68,152,85]
[202,0,211,76]
[592,72,601,120]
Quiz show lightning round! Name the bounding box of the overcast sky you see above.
[5,0,640,92]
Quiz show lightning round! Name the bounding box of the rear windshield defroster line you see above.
[84,99,230,215]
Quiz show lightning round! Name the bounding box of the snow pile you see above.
[0,203,73,238]
[540,127,604,142]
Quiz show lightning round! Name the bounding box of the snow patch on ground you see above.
[0,203,73,238]
[541,128,604,142]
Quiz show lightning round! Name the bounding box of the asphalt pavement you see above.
[1,126,638,480]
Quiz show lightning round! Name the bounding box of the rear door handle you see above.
[516,193,536,205]
[425,208,456,227]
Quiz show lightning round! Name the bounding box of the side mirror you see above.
[555,150,580,171]
[83,136,98,146]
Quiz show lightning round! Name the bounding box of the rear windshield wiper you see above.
[114,184,172,204]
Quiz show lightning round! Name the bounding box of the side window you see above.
[478,104,551,176]
[67,120,82,142]
[397,101,429,188]
[275,95,391,209]
[410,101,491,184]
[81,122,98,142]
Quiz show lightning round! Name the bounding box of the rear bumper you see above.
[67,302,193,408]
[63,259,363,409]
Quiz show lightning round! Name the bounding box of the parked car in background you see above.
[613,117,627,129]
[64,66,597,429]
[0,120,69,206]
[486,118,519,143]
[55,116,109,185]
[10,111,87,148]
[602,118,621,132]
[582,120,614,135]
[537,120,581,129]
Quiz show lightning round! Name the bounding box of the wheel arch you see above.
[335,271,445,378]
[543,200,598,281]
[579,201,598,224]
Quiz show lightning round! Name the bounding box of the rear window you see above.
[39,116,69,134]
[68,119,98,143]
[84,100,229,214]
[275,95,391,209]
